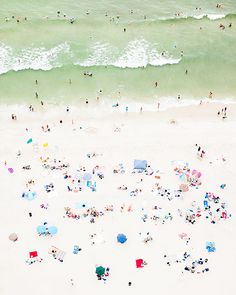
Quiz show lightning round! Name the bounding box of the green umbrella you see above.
[96,266,105,276]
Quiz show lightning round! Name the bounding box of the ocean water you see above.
[0,0,236,106]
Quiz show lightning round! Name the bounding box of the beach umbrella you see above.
[27,138,33,144]
[48,226,58,235]
[179,183,189,192]
[8,167,14,174]
[192,170,201,178]
[197,172,202,178]
[83,173,92,181]
[179,173,187,181]
[9,233,18,242]
[26,191,36,200]
[37,225,47,235]
[75,202,89,209]
[96,266,105,276]
[117,233,127,244]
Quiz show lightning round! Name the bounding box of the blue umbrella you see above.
[83,173,92,181]
[26,191,36,200]
[75,202,89,209]
[37,225,46,234]
[48,226,58,235]
[117,233,127,244]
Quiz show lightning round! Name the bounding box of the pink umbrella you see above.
[179,183,189,192]
[8,168,14,173]
[197,172,202,178]
[179,233,187,239]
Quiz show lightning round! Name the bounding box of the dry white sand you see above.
[0,101,236,295]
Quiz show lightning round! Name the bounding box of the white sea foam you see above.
[77,39,181,68]
[192,14,226,20]
[206,14,226,20]
[0,42,71,74]
[156,13,227,21]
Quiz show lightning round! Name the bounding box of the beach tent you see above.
[117,233,127,244]
[9,233,18,242]
[29,251,38,258]
[96,266,105,276]
[136,259,144,268]
[133,160,147,170]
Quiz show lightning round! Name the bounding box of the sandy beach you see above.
[1,101,236,295]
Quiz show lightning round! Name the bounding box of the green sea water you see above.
[0,0,236,105]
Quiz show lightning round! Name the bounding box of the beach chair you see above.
[49,246,66,262]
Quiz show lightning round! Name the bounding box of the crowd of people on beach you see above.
[6,98,232,289]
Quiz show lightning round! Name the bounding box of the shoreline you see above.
[1,97,236,111]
